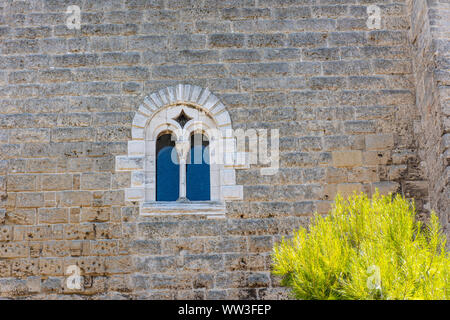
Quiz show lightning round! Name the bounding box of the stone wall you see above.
[0,0,441,299]
[407,0,450,237]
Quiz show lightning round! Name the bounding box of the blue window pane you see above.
[156,134,179,201]
[187,135,210,201]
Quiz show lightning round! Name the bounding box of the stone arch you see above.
[131,84,233,141]
[115,84,243,216]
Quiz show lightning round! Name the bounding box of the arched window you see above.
[117,84,244,216]
[156,133,179,201]
[186,133,210,201]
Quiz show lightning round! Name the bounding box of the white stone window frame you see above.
[116,84,244,217]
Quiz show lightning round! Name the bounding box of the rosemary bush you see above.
[272,192,449,300]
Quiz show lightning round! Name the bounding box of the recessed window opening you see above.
[156,133,179,201]
[186,133,210,201]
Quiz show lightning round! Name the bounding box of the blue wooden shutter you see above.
[186,134,210,201]
[156,133,179,201]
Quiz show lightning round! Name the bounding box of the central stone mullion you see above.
[175,140,190,201]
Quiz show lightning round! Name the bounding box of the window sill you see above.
[140,200,226,218]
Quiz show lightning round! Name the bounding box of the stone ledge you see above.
[140,201,226,217]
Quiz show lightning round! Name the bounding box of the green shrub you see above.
[272,192,449,300]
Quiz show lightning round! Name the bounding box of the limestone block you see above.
[11,259,39,277]
[183,254,223,272]
[211,102,226,116]
[58,191,92,207]
[203,94,219,111]
[348,167,378,183]
[115,156,144,171]
[40,277,63,294]
[215,111,231,126]
[208,33,245,48]
[90,240,118,256]
[128,140,145,156]
[81,172,111,190]
[336,183,363,198]
[363,151,390,166]
[332,151,362,168]
[29,242,42,258]
[0,278,28,295]
[198,88,211,106]
[138,105,153,118]
[64,224,95,241]
[5,209,36,225]
[223,253,266,272]
[42,241,69,258]
[132,113,148,128]
[182,84,192,101]
[38,208,69,224]
[0,243,28,259]
[175,83,185,101]
[403,180,429,198]
[7,175,36,192]
[51,127,94,143]
[248,236,273,253]
[105,256,134,274]
[131,171,145,187]
[26,276,41,293]
[40,174,73,191]
[0,226,12,241]
[125,188,145,201]
[316,200,332,214]
[16,192,45,208]
[371,181,400,195]
[39,258,63,276]
[222,185,243,200]
[221,169,236,186]
[80,207,111,223]
[388,165,407,180]
[23,225,53,241]
[166,86,176,104]
[0,260,10,277]
[131,127,144,140]
[143,96,157,111]
[158,88,169,105]
[365,134,394,151]
[0,209,5,225]
[190,86,202,103]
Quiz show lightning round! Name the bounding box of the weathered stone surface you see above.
[0,0,447,300]
[38,208,69,224]
[406,0,449,234]
[332,151,363,168]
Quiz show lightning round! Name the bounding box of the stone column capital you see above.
[175,140,190,163]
